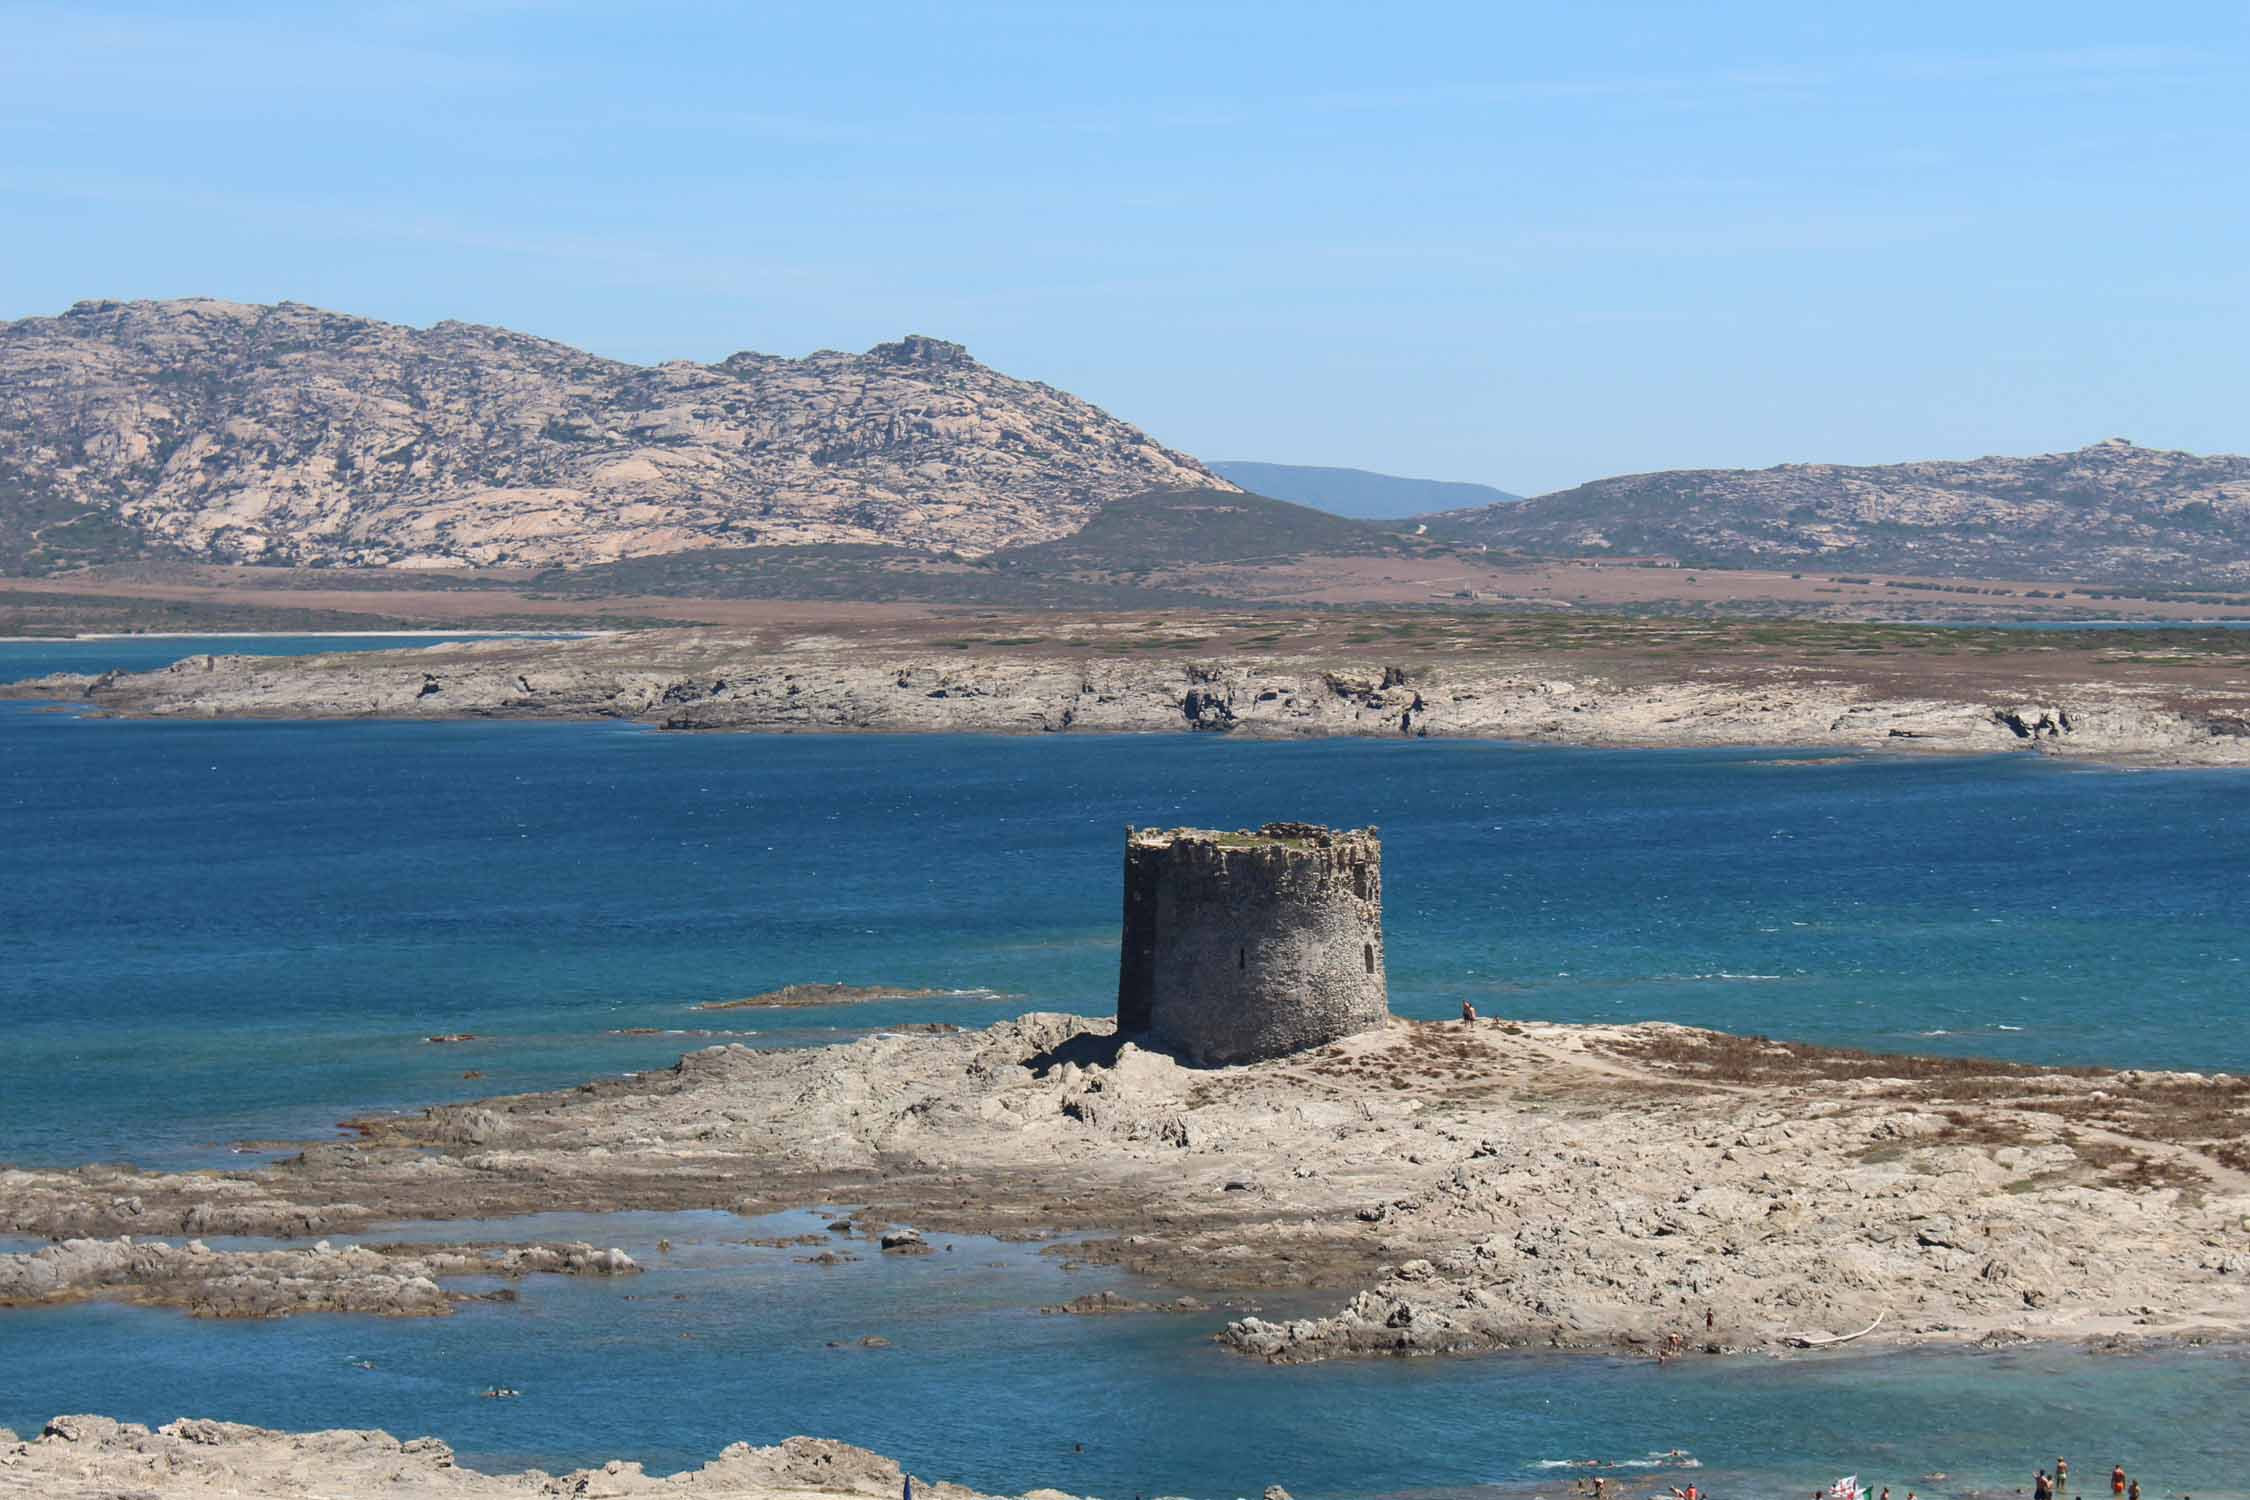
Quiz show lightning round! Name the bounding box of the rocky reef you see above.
[4,1015,2244,1357]
[0,1236,637,1317]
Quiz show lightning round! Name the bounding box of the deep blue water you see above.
[4,639,2249,1495]
[6,702,2246,1168]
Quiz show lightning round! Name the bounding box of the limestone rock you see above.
[0,1236,639,1318]
[0,1417,1011,1498]
[12,628,2242,768]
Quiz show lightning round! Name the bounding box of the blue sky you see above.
[4,1,2245,494]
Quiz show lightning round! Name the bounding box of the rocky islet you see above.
[0,1236,638,1318]
[9,624,2248,766]
[3,1013,2244,1360]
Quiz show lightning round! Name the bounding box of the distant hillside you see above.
[0,298,1232,574]
[1211,461,1517,519]
[538,486,1409,608]
[1419,440,2250,586]
[991,486,1401,571]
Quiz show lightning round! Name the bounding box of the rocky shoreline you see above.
[4,1014,2245,1362]
[0,1416,1017,1500]
[7,624,2250,765]
[0,1237,638,1318]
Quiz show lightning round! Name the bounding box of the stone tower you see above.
[1117,822,1388,1065]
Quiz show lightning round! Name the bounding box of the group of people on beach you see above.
[1566,1456,2175,1500]
[1850,1458,2163,1500]
[2034,1460,2153,1500]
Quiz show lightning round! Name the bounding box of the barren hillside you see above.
[0,298,1230,573]
[1422,438,2250,586]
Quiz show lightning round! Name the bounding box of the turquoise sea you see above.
[3,637,2247,1498]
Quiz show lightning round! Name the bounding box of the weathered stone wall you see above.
[1117,822,1388,1064]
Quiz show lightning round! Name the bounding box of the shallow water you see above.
[5,1209,2243,1499]
[0,632,578,684]
[6,643,2249,1494]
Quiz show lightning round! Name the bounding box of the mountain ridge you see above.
[1418,438,2250,586]
[13,298,2250,591]
[0,297,1231,573]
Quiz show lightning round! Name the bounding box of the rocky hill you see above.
[0,298,1230,573]
[516,487,1410,610]
[1420,439,2250,586]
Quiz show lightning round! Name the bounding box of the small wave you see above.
[1919,1029,1951,1037]
[608,1027,756,1039]
[1537,1458,1688,1471]
[1995,1024,2024,1032]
